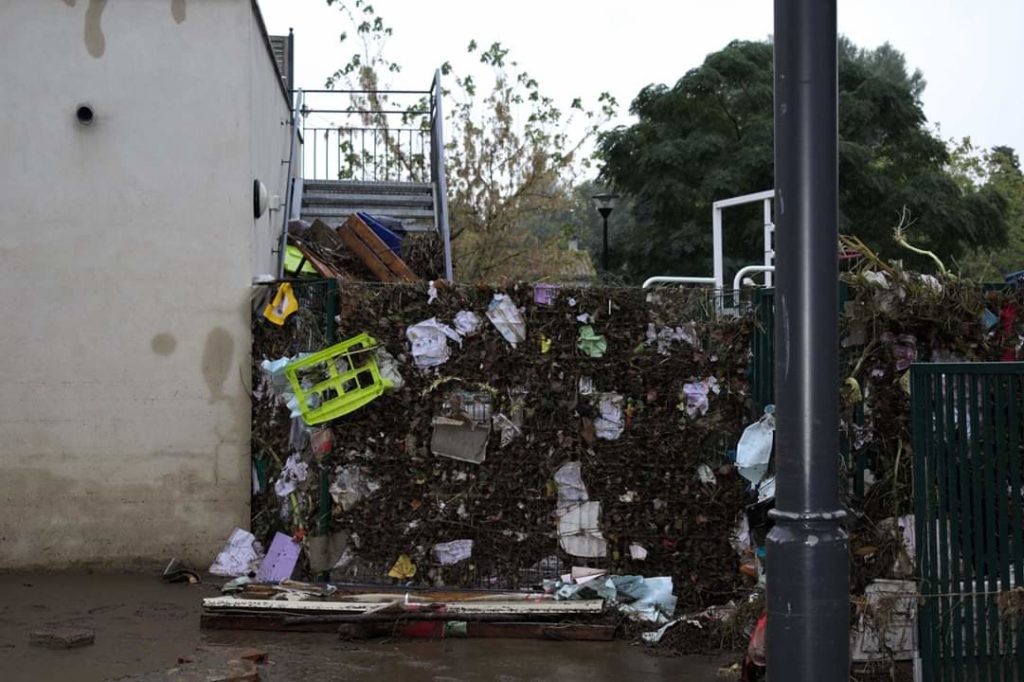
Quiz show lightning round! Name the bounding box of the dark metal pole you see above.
[767,1,849,681]
[601,212,610,274]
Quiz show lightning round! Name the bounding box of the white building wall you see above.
[0,0,290,569]
[249,10,294,278]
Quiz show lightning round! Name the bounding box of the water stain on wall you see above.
[201,327,234,403]
[171,0,186,24]
[84,0,107,58]
[67,0,186,61]
[150,333,178,356]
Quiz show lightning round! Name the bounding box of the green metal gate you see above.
[912,362,1024,680]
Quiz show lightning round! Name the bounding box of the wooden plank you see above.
[290,240,340,279]
[348,216,419,282]
[336,217,396,282]
[199,612,338,633]
[201,597,604,615]
[465,622,616,641]
[337,214,419,283]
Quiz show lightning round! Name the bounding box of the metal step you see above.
[301,192,434,207]
[300,207,437,233]
[301,205,435,219]
[301,180,433,196]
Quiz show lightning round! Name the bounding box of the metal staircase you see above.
[284,69,453,279]
[299,180,437,233]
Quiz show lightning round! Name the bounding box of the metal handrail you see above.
[429,69,453,281]
[289,72,453,281]
[276,88,303,278]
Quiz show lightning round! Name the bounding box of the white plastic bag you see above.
[736,406,775,485]
[485,294,526,347]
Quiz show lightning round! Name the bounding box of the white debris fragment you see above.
[274,454,309,498]
[629,543,648,561]
[406,318,462,368]
[697,464,716,485]
[554,462,607,558]
[329,464,381,511]
[485,294,526,347]
[646,323,700,355]
[427,280,439,304]
[492,412,522,448]
[454,310,482,337]
[376,348,404,390]
[681,377,721,417]
[736,407,776,485]
[554,461,589,505]
[209,528,264,577]
[594,393,625,440]
[432,539,473,565]
[557,501,607,558]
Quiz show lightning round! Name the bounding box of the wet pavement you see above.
[0,573,735,681]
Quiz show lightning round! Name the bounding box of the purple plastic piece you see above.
[255,532,301,582]
[534,283,559,306]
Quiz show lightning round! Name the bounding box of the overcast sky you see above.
[259,0,1024,162]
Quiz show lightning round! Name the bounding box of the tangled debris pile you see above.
[839,267,1024,589]
[251,282,755,612]
[246,258,1024,667]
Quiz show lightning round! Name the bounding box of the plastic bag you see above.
[736,405,775,485]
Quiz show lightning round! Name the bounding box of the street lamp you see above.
[591,193,619,275]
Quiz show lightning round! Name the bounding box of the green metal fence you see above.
[911,362,1024,680]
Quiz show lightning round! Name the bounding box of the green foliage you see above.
[598,39,1011,283]
[322,1,617,282]
[951,140,1024,279]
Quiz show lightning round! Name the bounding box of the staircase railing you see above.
[291,71,453,280]
[295,86,432,184]
[429,70,453,281]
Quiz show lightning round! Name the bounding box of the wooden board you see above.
[201,597,604,615]
[289,240,340,279]
[201,612,613,641]
[337,214,419,283]
[200,612,338,633]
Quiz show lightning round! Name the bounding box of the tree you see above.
[951,140,1024,279]
[598,39,1010,283]
[322,1,617,281]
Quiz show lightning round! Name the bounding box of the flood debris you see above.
[735,406,775,485]
[432,539,473,565]
[485,294,526,347]
[162,558,201,584]
[29,627,95,649]
[255,532,301,582]
[430,390,492,463]
[209,529,263,578]
[407,318,462,368]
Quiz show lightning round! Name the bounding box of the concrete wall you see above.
[249,8,294,278]
[0,0,291,569]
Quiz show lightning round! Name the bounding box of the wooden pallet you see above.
[334,215,419,283]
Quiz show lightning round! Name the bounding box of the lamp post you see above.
[592,193,618,276]
[767,1,849,680]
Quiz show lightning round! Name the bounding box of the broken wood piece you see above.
[465,622,616,641]
[336,214,419,283]
[202,596,604,615]
[200,612,339,633]
[29,627,95,649]
[289,239,341,279]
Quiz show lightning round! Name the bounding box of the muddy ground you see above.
[0,573,736,681]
